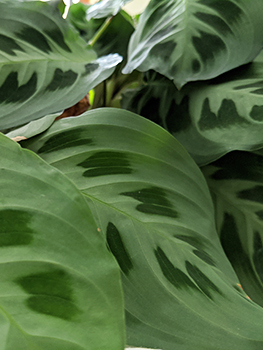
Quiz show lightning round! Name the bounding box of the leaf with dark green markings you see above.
[0,0,122,131]
[147,53,263,165]
[123,0,263,88]
[86,0,132,20]
[23,108,263,350]
[0,133,124,350]
[202,149,263,307]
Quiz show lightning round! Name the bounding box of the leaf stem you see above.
[89,16,114,47]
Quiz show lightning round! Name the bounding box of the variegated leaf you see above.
[202,150,263,307]
[0,133,125,350]
[123,0,263,88]
[157,52,263,165]
[87,0,132,20]
[0,0,122,130]
[23,109,263,350]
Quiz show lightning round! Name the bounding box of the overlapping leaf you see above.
[86,0,132,20]
[202,150,263,307]
[0,133,124,349]
[68,3,134,59]
[160,54,263,165]
[123,0,263,88]
[23,108,263,350]
[0,0,122,131]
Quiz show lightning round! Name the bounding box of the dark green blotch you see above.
[0,34,25,56]
[78,151,133,177]
[256,210,263,221]
[220,213,252,271]
[16,269,80,320]
[185,261,222,299]
[84,63,99,76]
[121,186,178,218]
[192,59,201,73]
[0,72,37,104]
[192,31,226,64]
[174,234,205,250]
[155,247,198,290]
[0,209,34,246]
[193,249,216,266]
[16,27,51,53]
[149,41,177,63]
[194,12,233,35]
[238,185,263,204]
[199,0,243,24]
[250,105,263,121]
[46,69,78,91]
[44,29,71,53]
[106,222,133,275]
[234,81,263,91]
[166,96,192,133]
[38,128,93,154]
[253,231,263,281]
[199,98,249,131]
[211,151,263,182]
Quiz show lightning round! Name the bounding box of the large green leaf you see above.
[202,150,263,308]
[23,109,263,350]
[0,0,122,131]
[0,133,124,349]
[161,55,263,165]
[123,0,263,88]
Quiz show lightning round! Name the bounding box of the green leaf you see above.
[0,0,122,131]
[87,0,132,20]
[5,112,60,140]
[160,57,263,165]
[23,109,263,350]
[0,133,124,349]
[202,149,263,308]
[68,4,134,59]
[123,0,263,88]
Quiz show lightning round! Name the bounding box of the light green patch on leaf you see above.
[24,108,263,350]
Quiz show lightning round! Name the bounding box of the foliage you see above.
[1,0,263,349]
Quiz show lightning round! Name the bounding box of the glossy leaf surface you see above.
[0,0,121,130]
[123,0,263,88]
[86,0,132,20]
[24,108,263,350]
[202,150,263,307]
[0,133,124,349]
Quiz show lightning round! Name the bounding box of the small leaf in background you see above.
[123,0,263,88]
[202,149,263,308]
[0,0,122,131]
[23,108,263,350]
[86,0,132,20]
[0,133,125,350]
[55,94,90,121]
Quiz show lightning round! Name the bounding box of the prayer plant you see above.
[1,0,263,349]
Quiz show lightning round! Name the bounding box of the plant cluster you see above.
[1,0,263,349]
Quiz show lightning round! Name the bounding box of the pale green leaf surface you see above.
[123,0,263,88]
[0,133,124,350]
[160,57,263,165]
[202,150,263,307]
[24,108,263,350]
[86,0,132,20]
[5,113,60,140]
[0,0,122,130]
